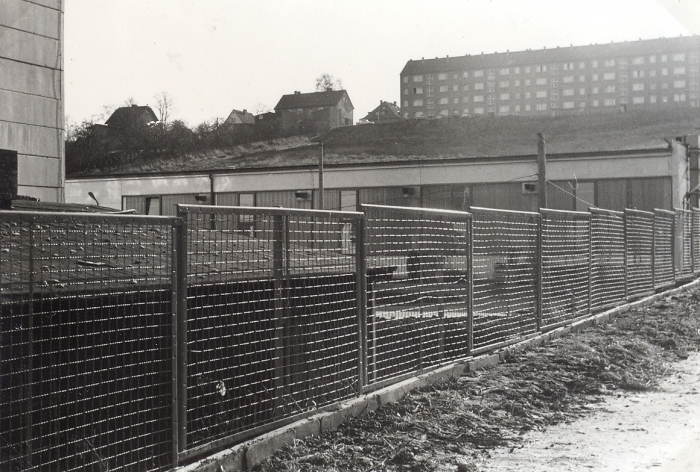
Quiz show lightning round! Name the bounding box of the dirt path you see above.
[478,353,700,472]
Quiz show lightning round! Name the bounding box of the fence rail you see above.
[1,203,699,471]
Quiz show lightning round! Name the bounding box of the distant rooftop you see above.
[275,90,353,110]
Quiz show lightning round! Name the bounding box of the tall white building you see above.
[400,36,700,119]
[1,0,64,202]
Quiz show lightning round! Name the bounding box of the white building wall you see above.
[1,0,64,201]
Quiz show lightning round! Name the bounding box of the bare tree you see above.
[154,92,174,125]
[315,74,343,92]
[123,97,137,106]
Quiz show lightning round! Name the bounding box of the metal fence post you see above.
[355,217,367,392]
[467,214,474,354]
[25,221,35,463]
[272,214,286,418]
[174,209,189,460]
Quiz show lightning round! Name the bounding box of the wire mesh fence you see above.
[653,209,675,289]
[0,211,176,472]
[3,202,700,470]
[362,205,471,386]
[625,209,655,299]
[177,205,363,458]
[540,209,591,329]
[590,208,626,311]
[470,207,539,352]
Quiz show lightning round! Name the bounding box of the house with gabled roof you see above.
[360,101,402,124]
[274,90,353,135]
[222,109,255,127]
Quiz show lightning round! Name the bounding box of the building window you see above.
[413,99,423,106]
[592,100,599,107]
[563,76,574,83]
[592,74,599,81]
[618,58,627,69]
[551,64,559,74]
[474,70,484,77]
[605,85,616,93]
[536,90,547,98]
[536,77,547,85]
[463,108,469,115]
[487,83,496,93]
[515,105,521,112]
[632,83,645,91]
[453,85,459,91]
[427,87,434,96]
[524,66,531,73]
[662,83,669,89]
[486,96,495,105]
[439,109,449,116]
[525,91,532,99]
[414,111,424,118]
[473,95,484,102]
[563,101,575,109]
[661,54,668,62]
[487,70,496,81]
[674,67,686,75]
[579,62,586,69]
[413,75,423,82]
[536,103,548,111]
[580,88,586,95]
[499,68,509,75]
[514,67,520,74]
[462,71,469,79]
[550,91,559,101]
[414,87,423,94]
[592,87,599,94]
[499,105,510,113]
[604,59,615,67]
[562,62,574,71]
[579,75,586,82]
[439,85,449,92]
[500,93,510,100]
[591,60,598,68]
[438,73,448,80]
[453,97,459,104]
[462,96,469,103]
[463,84,469,91]
[603,72,616,80]
[633,56,644,65]
[632,70,644,78]
[499,81,509,88]
[579,101,586,108]
[650,95,657,103]
[536,65,547,73]
[563,88,574,96]
[674,93,687,102]
[426,75,434,84]
[649,70,657,77]
[403,88,408,95]
[525,79,531,86]
[632,96,645,104]
[604,98,616,106]
[474,107,484,115]
[439,97,449,105]
[403,76,408,83]
[525,104,531,111]
[674,80,687,88]
[474,82,484,90]
[514,80,520,86]
[673,53,686,61]
[662,68,668,76]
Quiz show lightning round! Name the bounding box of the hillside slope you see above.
[75,108,700,176]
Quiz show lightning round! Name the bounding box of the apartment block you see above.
[400,36,700,118]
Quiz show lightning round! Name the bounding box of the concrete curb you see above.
[178,278,700,471]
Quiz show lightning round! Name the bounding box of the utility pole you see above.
[318,141,324,210]
[537,133,547,209]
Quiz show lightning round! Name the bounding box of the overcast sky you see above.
[64,0,698,128]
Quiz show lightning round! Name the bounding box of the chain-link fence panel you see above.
[178,205,362,459]
[470,207,539,352]
[625,209,654,299]
[540,209,591,329]
[590,208,626,311]
[362,205,471,386]
[0,211,176,472]
[654,209,675,289]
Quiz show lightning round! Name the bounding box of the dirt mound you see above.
[254,289,700,471]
